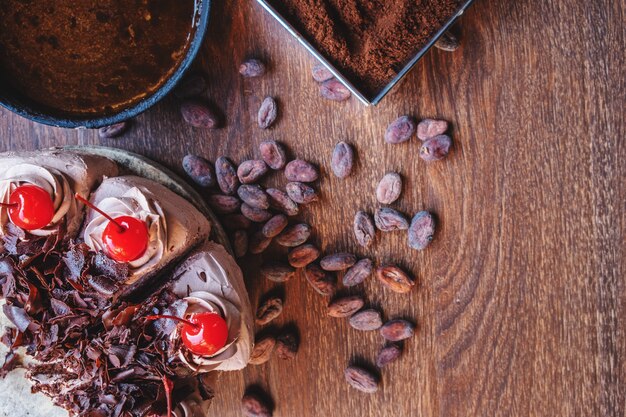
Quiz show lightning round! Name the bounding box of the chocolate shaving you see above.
[0,351,21,378]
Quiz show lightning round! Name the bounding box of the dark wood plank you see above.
[0,0,623,416]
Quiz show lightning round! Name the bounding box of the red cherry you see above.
[0,185,55,230]
[102,216,149,262]
[180,312,229,356]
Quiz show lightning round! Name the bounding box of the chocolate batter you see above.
[0,0,198,116]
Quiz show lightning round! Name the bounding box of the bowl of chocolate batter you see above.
[0,0,210,128]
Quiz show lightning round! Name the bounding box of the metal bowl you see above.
[0,1,211,129]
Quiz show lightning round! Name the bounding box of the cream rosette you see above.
[82,186,166,282]
[0,163,76,236]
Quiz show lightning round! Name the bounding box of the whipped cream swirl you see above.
[0,163,75,236]
[83,186,166,283]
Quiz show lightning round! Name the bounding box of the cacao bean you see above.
[288,244,320,268]
[417,119,449,141]
[256,297,283,325]
[237,160,268,184]
[183,154,215,187]
[435,31,459,52]
[312,64,334,82]
[239,58,267,78]
[376,344,402,368]
[374,208,409,232]
[180,99,220,129]
[276,330,299,359]
[344,366,379,394]
[327,295,364,318]
[286,182,318,204]
[376,173,402,205]
[408,211,436,250]
[284,159,319,183]
[349,309,383,331]
[258,97,278,129]
[267,188,299,216]
[320,253,357,271]
[262,214,288,238]
[98,121,129,138]
[275,223,311,247]
[304,264,337,296]
[320,79,351,101]
[241,393,272,417]
[259,140,287,170]
[343,258,373,287]
[215,157,239,195]
[385,115,415,144]
[241,204,273,223]
[207,194,241,214]
[380,319,415,341]
[249,335,276,365]
[249,231,272,254]
[375,265,415,293]
[233,230,248,258]
[353,211,375,248]
[261,262,295,282]
[174,73,207,98]
[222,214,252,230]
[238,185,270,210]
[419,134,452,161]
[331,141,354,178]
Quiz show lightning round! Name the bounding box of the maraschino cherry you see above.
[0,184,55,230]
[74,193,149,263]
[146,312,229,356]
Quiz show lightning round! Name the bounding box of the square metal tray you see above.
[256,0,475,105]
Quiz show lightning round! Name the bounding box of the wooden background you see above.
[1,0,624,416]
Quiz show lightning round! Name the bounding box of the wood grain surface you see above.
[1,0,624,416]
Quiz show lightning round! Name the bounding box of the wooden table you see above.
[1,0,624,416]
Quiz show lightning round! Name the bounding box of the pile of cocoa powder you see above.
[267,0,464,97]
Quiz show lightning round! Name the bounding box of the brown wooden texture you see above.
[1,0,624,416]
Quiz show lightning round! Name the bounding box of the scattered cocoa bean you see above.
[327,295,365,318]
[343,258,373,287]
[249,335,276,365]
[233,230,248,258]
[180,99,220,129]
[182,154,215,187]
[417,119,449,140]
[249,231,272,254]
[304,264,337,296]
[284,159,319,183]
[380,319,415,341]
[261,262,295,282]
[331,141,354,178]
[435,31,459,52]
[385,115,415,144]
[237,160,268,184]
[174,73,207,98]
[349,309,383,331]
[276,330,299,359]
[266,188,299,216]
[259,140,287,170]
[275,223,311,247]
[288,244,321,268]
[353,211,375,248]
[376,344,402,368]
[222,214,252,230]
[376,173,402,205]
[98,121,130,138]
[241,392,272,417]
[312,64,334,82]
[344,366,379,394]
[320,253,357,271]
[374,208,409,232]
[408,211,436,250]
[207,194,241,214]
[286,182,318,204]
[241,204,273,223]
[375,265,415,293]
[256,297,283,325]
[262,214,289,238]
[258,97,278,129]
[419,134,452,161]
[215,157,239,195]
[239,58,266,78]
[320,79,351,101]
[238,185,270,210]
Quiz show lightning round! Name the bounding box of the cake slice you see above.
[0,149,118,242]
[81,175,211,292]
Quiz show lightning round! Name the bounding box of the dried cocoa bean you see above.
[180,99,220,128]
[238,185,270,210]
[312,64,334,82]
[262,214,288,238]
[286,182,318,204]
[304,263,336,296]
[320,253,357,271]
[207,194,241,214]
[419,134,452,161]
[275,223,311,247]
[408,211,436,250]
[349,309,383,331]
[98,121,129,138]
[182,154,215,187]
[258,97,278,129]
[261,262,295,282]
[237,160,268,184]
[233,230,248,258]
[249,335,276,365]
[385,115,415,144]
[222,214,252,230]
[343,258,373,287]
[344,366,379,394]
[174,73,207,98]
[256,297,283,325]
[288,244,320,268]
[327,295,364,318]
[375,265,415,293]
[435,31,459,52]
[331,141,354,178]
[320,79,351,101]
[353,211,375,248]
[276,330,299,359]
[376,344,402,368]
[259,140,287,170]
[417,119,449,140]
[215,157,239,195]
[376,173,402,205]
[239,58,266,78]
[241,393,272,417]
[374,208,409,232]
[284,159,319,183]
[380,319,415,341]
[267,188,299,216]
[241,204,273,223]
[249,231,272,254]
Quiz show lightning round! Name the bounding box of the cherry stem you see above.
[0,202,18,208]
[161,375,173,417]
[145,314,200,329]
[74,193,125,233]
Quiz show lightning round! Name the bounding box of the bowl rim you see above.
[0,0,211,129]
